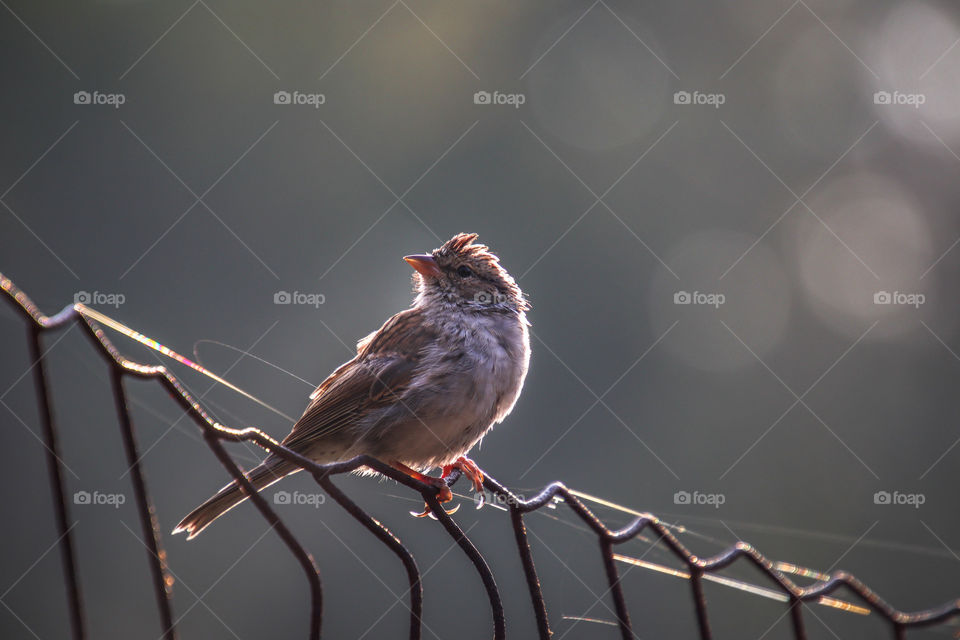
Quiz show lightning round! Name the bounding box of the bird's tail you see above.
[173,457,297,539]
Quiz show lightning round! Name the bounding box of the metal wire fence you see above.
[3,272,959,640]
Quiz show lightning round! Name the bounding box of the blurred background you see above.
[2,1,960,638]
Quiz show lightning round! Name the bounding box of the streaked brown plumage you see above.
[174,233,530,538]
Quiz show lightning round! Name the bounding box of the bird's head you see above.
[405,233,528,313]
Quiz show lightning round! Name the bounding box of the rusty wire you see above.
[3,272,959,640]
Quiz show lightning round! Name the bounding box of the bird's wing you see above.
[280,308,437,452]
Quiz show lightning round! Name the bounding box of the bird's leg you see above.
[391,461,457,518]
[442,456,484,493]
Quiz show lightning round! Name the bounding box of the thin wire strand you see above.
[75,304,295,422]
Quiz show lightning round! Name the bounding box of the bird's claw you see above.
[403,457,484,519]
[410,502,460,519]
[442,456,485,493]
[410,477,455,518]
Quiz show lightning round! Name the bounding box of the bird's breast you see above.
[424,311,529,424]
[371,309,529,468]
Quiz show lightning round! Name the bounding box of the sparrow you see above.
[174,233,530,538]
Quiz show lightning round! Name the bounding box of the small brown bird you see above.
[174,233,530,538]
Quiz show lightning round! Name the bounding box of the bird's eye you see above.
[457,265,473,278]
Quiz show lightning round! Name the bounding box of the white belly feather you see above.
[384,310,530,468]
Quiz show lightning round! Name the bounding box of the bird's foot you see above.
[391,461,458,518]
[442,456,485,493]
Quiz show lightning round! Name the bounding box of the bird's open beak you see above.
[404,254,442,278]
